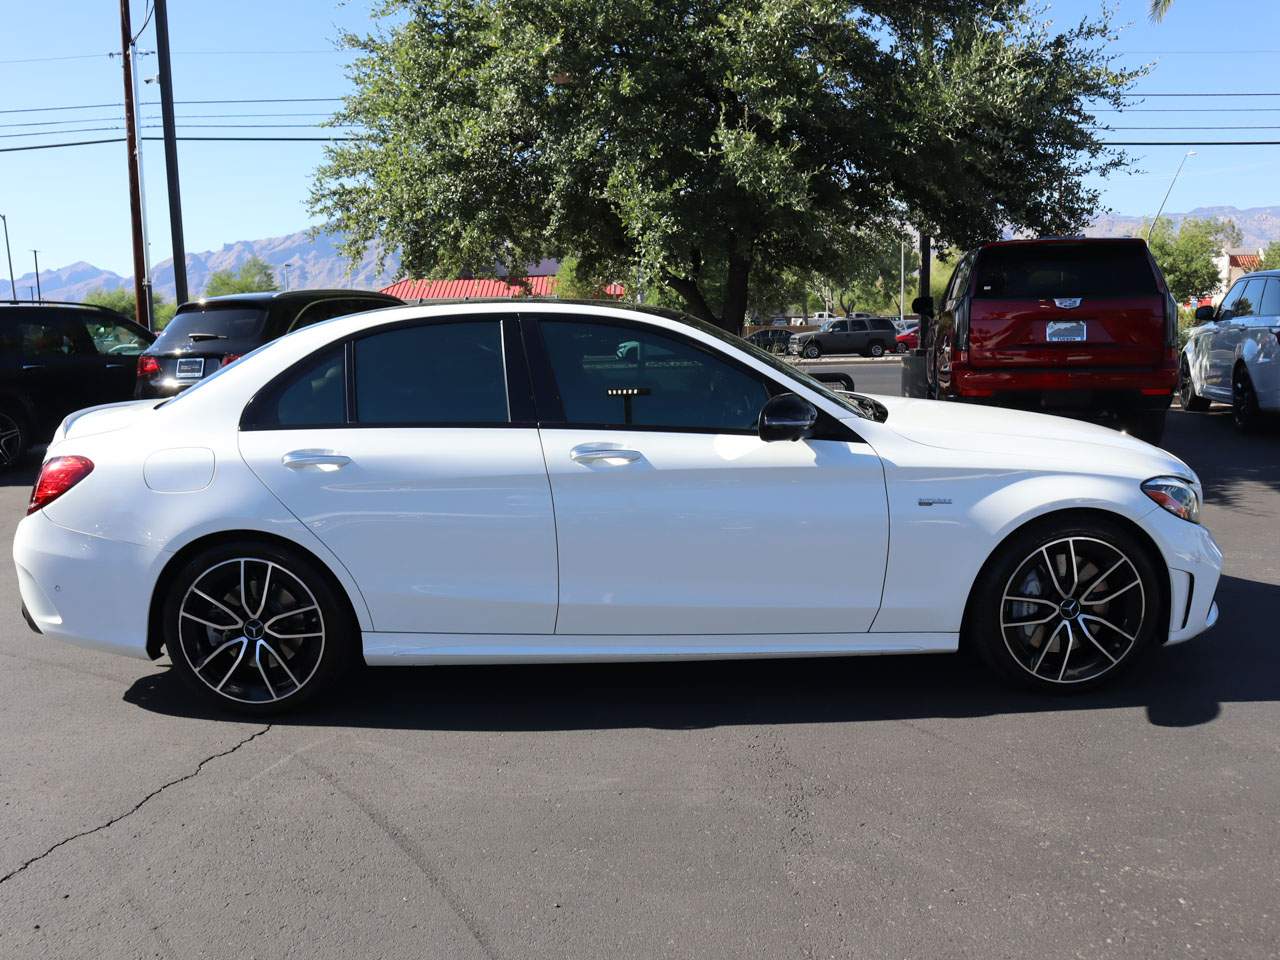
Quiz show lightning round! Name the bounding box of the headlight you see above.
[1142,476,1200,524]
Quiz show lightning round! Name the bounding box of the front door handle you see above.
[570,443,642,465]
[282,450,352,471]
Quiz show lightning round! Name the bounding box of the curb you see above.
[789,355,905,366]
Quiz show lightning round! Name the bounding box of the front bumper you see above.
[13,511,158,660]
[1141,504,1223,646]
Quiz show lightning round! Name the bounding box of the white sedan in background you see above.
[14,302,1221,714]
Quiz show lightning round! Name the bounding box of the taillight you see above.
[28,456,94,515]
[137,355,160,378]
[220,353,242,367]
[1164,293,1177,347]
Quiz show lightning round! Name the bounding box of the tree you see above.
[204,256,279,297]
[1260,241,1280,272]
[1149,0,1173,22]
[1143,217,1241,303]
[83,287,178,329]
[312,1,1141,333]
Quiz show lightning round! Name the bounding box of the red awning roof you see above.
[381,276,624,301]
[1229,253,1262,271]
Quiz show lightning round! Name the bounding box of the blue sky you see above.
[1,0,1277,278]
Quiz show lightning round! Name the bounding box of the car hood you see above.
[861,395,1196,483]
[54,399,159,443]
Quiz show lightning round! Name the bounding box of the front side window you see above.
[353,321,508,425]
[19,318,94,359]
[1219,281,1246,317]
[1233,278,1263,319]
[539,319,770,432]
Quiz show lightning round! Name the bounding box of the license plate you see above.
[1047,320,1087,342]
[175,358,205,380]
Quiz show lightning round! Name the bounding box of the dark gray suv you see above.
[787,316,898,358]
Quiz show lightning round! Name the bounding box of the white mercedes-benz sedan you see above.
[13,301,1222,714]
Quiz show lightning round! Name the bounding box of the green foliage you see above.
[83,287,177,329]
[312,0,1141,331]
[1260,241,1280,272]
[203,256,279,297]
[554,254,614,300]
[1143,217,1241,303]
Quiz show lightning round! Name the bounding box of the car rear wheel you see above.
[802,342,821,359]
[868,341,886,358]
[1179,357,1210,412]
[967,519,1163,692]
[163,540,356,715]
[0,407,28,471]
[1232,365,1263,433]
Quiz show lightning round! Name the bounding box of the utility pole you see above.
[130,37,154,327]
[899,238,905,327]
[118,0,150,328]
[0,214,14,302]
[31,250,41,301]
[918,233,931,346]
[153,0,188,305]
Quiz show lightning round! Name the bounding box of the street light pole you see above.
[1147,150,1196,241]
[30,250,41,301]
[0,214,15,302]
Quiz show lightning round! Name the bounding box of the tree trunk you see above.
[720,251,752,335]
[663,271,720,327]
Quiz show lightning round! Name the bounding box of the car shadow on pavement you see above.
[125,573,1277,732]
[1164,408,1280,507]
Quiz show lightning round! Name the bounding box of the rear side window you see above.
[353,321,508,425]
[153,307,267,350]
[18,316,95,359]
[1233,278,1264,318]
[1261,278,1280,317]
[849,319,869,332]
[870,318,896,331]
[246,346,346,428]
[973,244,1158,298]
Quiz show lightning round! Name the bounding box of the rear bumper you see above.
[953,365,1177,412]
[12,511,158,660]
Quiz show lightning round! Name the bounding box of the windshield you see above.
[663,310,881,421]
[151,306,267,350]
[974,243,1158,299]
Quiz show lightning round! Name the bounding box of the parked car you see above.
[135,289,400,399]
[0,300,153,467]
[17,301,1220,714]
[746,328,793,353]
[1180,269,1280,431]
[788,316,899,358]
[924,238,1179,445]
[896,325,918,353]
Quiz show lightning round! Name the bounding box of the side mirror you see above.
[759,393,818,443]
[810,371,855,392]
[911,295,935,318]
[1194,305,1216,323]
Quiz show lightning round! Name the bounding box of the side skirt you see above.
[362,632,959,665]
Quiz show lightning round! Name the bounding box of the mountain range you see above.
[7,205,1280,305]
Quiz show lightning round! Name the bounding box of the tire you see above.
[802,342,821,359]
[162,540,357,715]
[0,406,29,471]
[1121,410,1167,446]
[896,341,909,354]
[966,516,1164,693]
[868,341,886,358]
[1179,357,1210,412]
[1232,365,1263,433]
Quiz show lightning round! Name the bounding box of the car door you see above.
[528,313,889,637]
[238,315,558,635]
[81,315,153,401]
[15,311,102,424]
[1195,280,1242,396]
[1210,277,1260,395]
[846,318,870,354]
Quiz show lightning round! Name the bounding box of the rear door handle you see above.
[282,450,352,471]
[570,444,642,464]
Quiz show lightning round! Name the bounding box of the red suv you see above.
[926,238,1179,444]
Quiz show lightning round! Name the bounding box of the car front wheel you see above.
[967,518,1163,692]
[163,540,356,714]
[802,342,821,359]
[1179,357,1210,412]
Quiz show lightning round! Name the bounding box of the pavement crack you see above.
[0,724,272,886]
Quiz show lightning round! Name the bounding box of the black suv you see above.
[0,301,154,467]
[136,289,401,399]
[787,316,898,358]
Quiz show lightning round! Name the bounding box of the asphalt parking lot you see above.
[2,364,1278,959]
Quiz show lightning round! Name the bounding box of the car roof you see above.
[976,236,1149,251]
[178,289,402,309]
[1239,269,1280,280]
[0,299,145,325]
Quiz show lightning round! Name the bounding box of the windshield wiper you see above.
[186,332,228,342]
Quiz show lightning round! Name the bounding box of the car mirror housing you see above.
[759,393,818,442]
[1194,305,1216,323]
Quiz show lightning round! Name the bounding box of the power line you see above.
[1103,140,1280,146]
[1116,92,1280,98]
[0,134,357,155]
[0,53,112,65]
[1098,125,1280,131]
[0,125,123,140]
[1095,107,1280,113]
[0,96,343,116]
